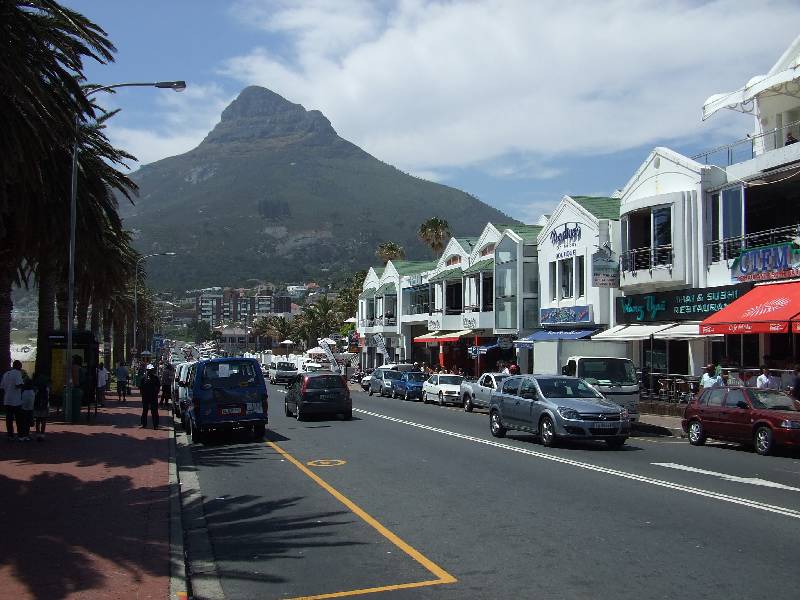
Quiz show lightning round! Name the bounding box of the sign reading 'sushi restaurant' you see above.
[730,242,800,283]
[616,284,750,324]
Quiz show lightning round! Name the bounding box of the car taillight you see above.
[300,377,308,394]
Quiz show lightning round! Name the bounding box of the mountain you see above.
[121,86,515,290]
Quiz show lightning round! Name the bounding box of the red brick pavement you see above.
[0,391,171,599]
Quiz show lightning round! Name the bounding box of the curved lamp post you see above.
[64,81,185,422]
[133,252,177,356]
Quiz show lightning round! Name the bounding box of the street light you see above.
[133,252,177,356]
[64,81,185,422]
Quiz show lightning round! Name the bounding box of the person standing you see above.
[33,373,50,441]
[140,364,161,430]
[115,361,129,403]
[19,376,35,442]
[701,364,724,388]
[1,361,25,440]
[756,365,779,390]
[96,362,109,407]
[160,363,175,408]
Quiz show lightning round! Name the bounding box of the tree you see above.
[252,315,295,345]
[334,270,367,322]
[300,296,341,346]
[375,241,405,265]
[417,217,451,256]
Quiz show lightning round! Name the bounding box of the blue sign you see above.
[730,243,800,283]
[539,305,592,324]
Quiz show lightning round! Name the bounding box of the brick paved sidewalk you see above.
[0,391,171,600]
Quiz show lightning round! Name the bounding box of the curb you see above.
[175,419,226,600]
[169,423,190,599]
[633,420,685,438]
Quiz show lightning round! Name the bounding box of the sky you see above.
[67,0,800,224]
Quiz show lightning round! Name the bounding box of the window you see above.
[652,206,672,266]
[440,375,463,385]
[523,298,538,329]
[306,375,346,389]
[523,262,537,294]
[559,258,573,298]
[721,186,743,259]
[724,389,747,409]
[202,361,257,389]
[520,378,538,399]
[577,255,585,297]
[480,243,495,256]
[495,298,517,329]
[523,244,537,258]
[502,378,520,396]
[549,261,557,301]
[446,255,462,266]
[480,375,490,387]
[706,388,725,407]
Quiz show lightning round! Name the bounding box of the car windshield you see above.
[202,361,257,388]
[277,362,296,370]
[749,390,799,411]
[493,375,508,384]
[535,377,604,399]
[383,370,402,380]
[406,373,426,382]
[439,376,463,385]
[577,358,637,385]
[306,375,345,389]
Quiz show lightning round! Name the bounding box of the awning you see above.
[699,281,800,334]
[702,65,800,120]
[358,288,376,299]
[653,323,718,340]
[514,329,598,346]
[592,324,676,341]
[463,258,494,275]
[375,283,397,296]
[414,332,442,343]
[428,266,463,283]
[437,329,473,343]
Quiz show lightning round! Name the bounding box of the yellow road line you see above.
[266,441,457,599]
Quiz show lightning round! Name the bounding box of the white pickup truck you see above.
[460,372,510,412]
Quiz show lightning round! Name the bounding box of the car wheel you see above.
[463,394,473,412]
[438,392,445,406]
[296,403,304,422]
[284,401,291,417]
[404,390,410,401]
[539,415,557,447]
[490,410,506,438]
[422,392,428,404]
[754,426,774,456]
[368,388,374,396]
[253,423,266,439]
[392,389,397,399]
[343,410,352,420]
[605,436,626,449]
[688,420,706,446]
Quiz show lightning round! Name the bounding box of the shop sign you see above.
[540,305,592,324]
[497,335,515,350]
[591,251,619,287]
[616,284,749,323]
[730,242,800,283]
[427,318,441,331]
[462,315,478,328]
[371,333,390,357]
[549,222,583,249]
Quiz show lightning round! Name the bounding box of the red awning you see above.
[699,281,800,334]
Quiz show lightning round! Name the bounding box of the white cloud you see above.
[221,0,800,178]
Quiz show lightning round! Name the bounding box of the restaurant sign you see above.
[730,242,800,283]
[616,284,749,324]
[540,305,592,324]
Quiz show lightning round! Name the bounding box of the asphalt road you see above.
[188,386,800,600]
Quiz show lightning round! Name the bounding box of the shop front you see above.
[413,329,476,373]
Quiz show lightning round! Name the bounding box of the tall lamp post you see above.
[64,80,185,422]
[133,252,177,356]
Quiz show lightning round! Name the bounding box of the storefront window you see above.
[577,255,585,297]
[559,258,573,298]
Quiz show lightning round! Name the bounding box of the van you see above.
[184,357,268,443]
[562,356,640,421]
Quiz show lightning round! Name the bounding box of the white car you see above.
[422,374,464,406]
[360,373,373,391]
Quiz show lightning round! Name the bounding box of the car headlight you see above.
[780,420,800,429]
[557,407,580,420]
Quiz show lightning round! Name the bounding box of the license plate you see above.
[593,422,616,429]
[320,394,339,401]
[246,402,261,413]
[220,406,243,415]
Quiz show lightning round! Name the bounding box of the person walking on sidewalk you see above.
[140,364,161,430]
[96,362,109,407]
[115,361,129,403]
[1,360,25,440]
[33,372,49,441]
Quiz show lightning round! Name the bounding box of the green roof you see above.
[571,196,621,220]
[463,258,494,275]
[375,283,397,296]
[373,267,385,276]
[508,225,544,242]
[392,260,437,276]
[456,237,478,250]
[428,266,463,283]
[358,288,376,299]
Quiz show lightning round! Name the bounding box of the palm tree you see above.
[417,217,451,256]
[375,241,405,265]
[301,296,341,346]
[253,315,296,352]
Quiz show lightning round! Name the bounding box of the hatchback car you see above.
[369,368,403,397]
[422,374,464,406]
[682,386,800,455]
[285,372,352,420]
[489,375,629,448]
[391,371,427,400]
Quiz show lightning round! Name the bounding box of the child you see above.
[33,373,50,441]
[19,376,35,442]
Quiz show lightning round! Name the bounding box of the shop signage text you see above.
[730,242,800,283]
[549,223,582,249]
[591,250,619,288]
[617,284,748,323]
[540,305,592,324]
[427,318,440,331]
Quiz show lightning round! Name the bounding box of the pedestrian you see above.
[501,362,510,375]
[509,363,520,375]
[700,364,724,388]
[140,364,161,429]
[19,375,35,442]
[1,360,25,440]
[32,372,49,441]
[115,361,129,402]
[160,363,175,407]
[756,365,779,390]
[96,362,109,407]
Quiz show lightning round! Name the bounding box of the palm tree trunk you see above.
[56,285,68,331]
[102,305,112,367]
[35,262,56,378]
[125,312,134,363]
[113,311,125,367]
[0,268,13,372]
[89,300,100,339]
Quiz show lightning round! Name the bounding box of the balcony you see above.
[706,224,799,263]
[620,245,673,271]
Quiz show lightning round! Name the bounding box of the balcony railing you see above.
[375,316,396,326]
[692,119,800,167]
[445,306,463,315]
[620,245,673,272]
[706,224,800,262]
[405,302,431,315]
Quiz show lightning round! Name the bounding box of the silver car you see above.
[489,375,630,449]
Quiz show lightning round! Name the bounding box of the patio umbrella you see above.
[344,317,357,324]
[280,340,294,346]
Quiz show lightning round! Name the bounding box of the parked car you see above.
[422,374,464,406]
[268,361,298,385]
[460,372,509,412]
[184,358,268,443]
[172,361,195,419]
[391,371,427,400]
[284,372,352,420]
[682,386,800,455]
[562,356,640,421]
[369,368,403,396]
[360,371,373,391]
[489,375,630,448]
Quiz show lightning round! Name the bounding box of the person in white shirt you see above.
[1,361,25,440]
[756,365,780,390]
[96,363,109,407]
[700,364,724,389]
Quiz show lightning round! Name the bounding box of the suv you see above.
[489,375,629,449]
[682,386,800,455]
[269,361,298,385]
[369,368,403,397]
[284,372,352,421]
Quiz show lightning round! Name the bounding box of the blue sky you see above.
[68,1,800,223]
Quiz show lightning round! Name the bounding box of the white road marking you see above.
[652,462,800,492]
[354,408,800,520]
